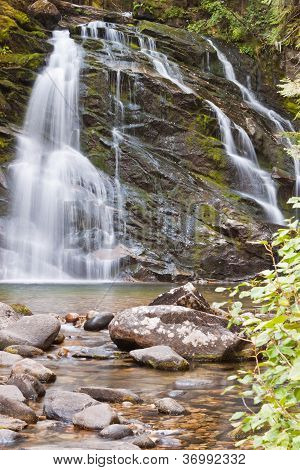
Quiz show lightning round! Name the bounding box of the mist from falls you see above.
[0,31,119,282]
[205,37,299,198]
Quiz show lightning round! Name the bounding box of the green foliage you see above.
[164,6,186,20]
[133,1,153,14]
[278,76,300,120]
[187,0,243,41]
[0,45,12,55]
[221,198,300,449]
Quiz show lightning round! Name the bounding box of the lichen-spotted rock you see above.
[109,305,241,361]
[149,282,214,314]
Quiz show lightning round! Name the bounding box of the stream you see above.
[0,283,247,450]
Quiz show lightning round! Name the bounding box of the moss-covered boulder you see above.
[28,1,61,28]
[9,304,32,316]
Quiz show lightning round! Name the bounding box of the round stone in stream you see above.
[155,398,186,415]
[84,313,114,331]
[133,435,156,449]
[99,424,133,440]
[0,429,22,444]
[174,379,214,390]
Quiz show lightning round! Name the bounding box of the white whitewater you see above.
[1,30,119,282]
[138,35,194,94]
[81,20,193,94]
[81,21,285,224]
[205,37,299,196]
[207,100,285,224]
[81,20,194,229]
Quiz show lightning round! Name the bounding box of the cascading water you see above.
[205,37,299,197]
[207,100,284,224]
[0,30,119,282]
[137,35,194,94]
[81,20,194,94]
[80,20,194,231]
[81,21,285,225]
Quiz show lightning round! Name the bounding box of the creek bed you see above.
[0,283,247,450]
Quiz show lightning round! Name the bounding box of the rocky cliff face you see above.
[0,1,297,281]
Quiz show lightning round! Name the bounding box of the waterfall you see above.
[81,21,194,94]
[0,30,119,282]
[80,20,194,231]
[205,37,299,197]
[138,35,194,94]
[82,21,285,225]
[207,101,284,224]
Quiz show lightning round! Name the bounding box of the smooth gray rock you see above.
[0,351,22,367]
[174,378,214,389]
[109,305,241,361]
[0,303,21,330]
[0,414,27,431]
[133,435,156,449]
[4,345,44,358]
[157,437,181,447]
[73,403,119,430]
[7,373,45,401]
[100,424,133,440]
[0,429,22,444]
[84,313,114,331]
[155,398,185,415]
[0,395,37,423]
[44,390,98,423]
[130,345,189,371]
[76,387,142,404]
[0,314,60,350]
[72,345,118,360]
[11,359,56,383]
[0,385,25,402]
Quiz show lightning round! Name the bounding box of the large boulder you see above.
[73,403,119,430]
[28,0,61,28]
[11,359,56,383]
[109,305,241,361]
[75,387,142,404]
[0,303,21,330]
[149,282,214,314]
[0,314,60,351]
[44,390,98,423]
[130,345,189,371]
[0,395,37,423]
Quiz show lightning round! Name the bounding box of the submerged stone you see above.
[155,397,186,415]
[76,386,142,404]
